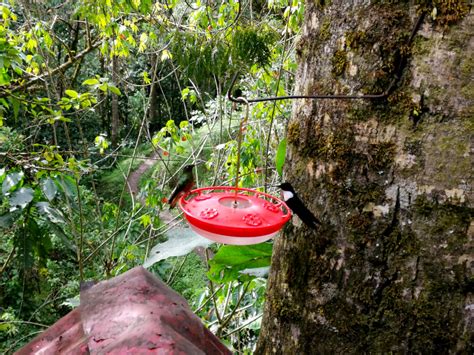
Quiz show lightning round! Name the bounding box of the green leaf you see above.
[181,87,190,100]
[94,134,110,154]
[275,138,286,177]
[0,98,9,109]
[26,38,37,51]
[0,212,15,229]
[0,71,11,85]
[142,71,151,84]
[55,175,77,198]
[9,187,34,208]
[41,178,58,201]
[175,145,185,154]
[65,89,79,98]
[140,213,151,227]
[15,218,51,267]
[161,49,172,61]
[82,78,100,86]
[207,243,273,282]
[2,172,23,194]
[36,202,65,224]
[108,85,121,96]
[10,97,20,119]
[47,220,76,253]
[139,32,148,52]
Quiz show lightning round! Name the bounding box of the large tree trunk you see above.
[257,1,472,354]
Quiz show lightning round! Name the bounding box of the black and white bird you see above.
[277,182,321,229]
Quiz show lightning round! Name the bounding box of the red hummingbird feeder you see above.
[177,98,291,245]
[178,186,291,245]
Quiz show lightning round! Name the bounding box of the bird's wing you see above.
[168,186,182,208]
[168,179,194,209]
[289,196,321,229]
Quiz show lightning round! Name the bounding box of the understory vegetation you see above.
[0,0,302,352]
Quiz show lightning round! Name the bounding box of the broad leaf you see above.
[36,202,65,224]
[207,243,273,282]
[82,78,100,86]
[0,212,16,229]
[65,89,79,98]
[275,138,286,177]
[55,175,77,198]
[2,172,23,194]
[41,178,57,201]
[108,85,121,96]
[143,227,214,268]
[9,187,34,208]
[47,221,76,253]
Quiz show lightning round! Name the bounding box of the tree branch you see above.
[0,39,102,98]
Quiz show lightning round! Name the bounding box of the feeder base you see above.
[190,225,278,245]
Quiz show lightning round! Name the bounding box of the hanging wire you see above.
[233,97,249,206]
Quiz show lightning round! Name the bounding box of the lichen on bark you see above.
[257,1,473,353]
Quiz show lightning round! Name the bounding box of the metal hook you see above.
[227,12,425,105]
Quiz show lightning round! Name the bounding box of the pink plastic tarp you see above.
[16,266,230,354]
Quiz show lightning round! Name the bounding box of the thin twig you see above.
[222,314,263,338]
[218,281,251,333]
[167,254,189,286]
[205,248,222,323]
[0,247,15,276]
[194,283,226,313]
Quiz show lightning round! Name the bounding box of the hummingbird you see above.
[277,182,321,229]
[168,164,195,209]
[231,88,243,111]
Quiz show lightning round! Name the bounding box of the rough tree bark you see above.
[257,1,472,354]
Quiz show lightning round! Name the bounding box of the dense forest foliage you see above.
[0,0,303,352]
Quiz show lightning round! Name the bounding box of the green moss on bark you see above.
[345,30,366,50]
[257,2,473,354]
[432,0,471,28]
[331,50,347,77]
[319,18,331,41]
[287,120,300,145]
[413,196,472,254]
